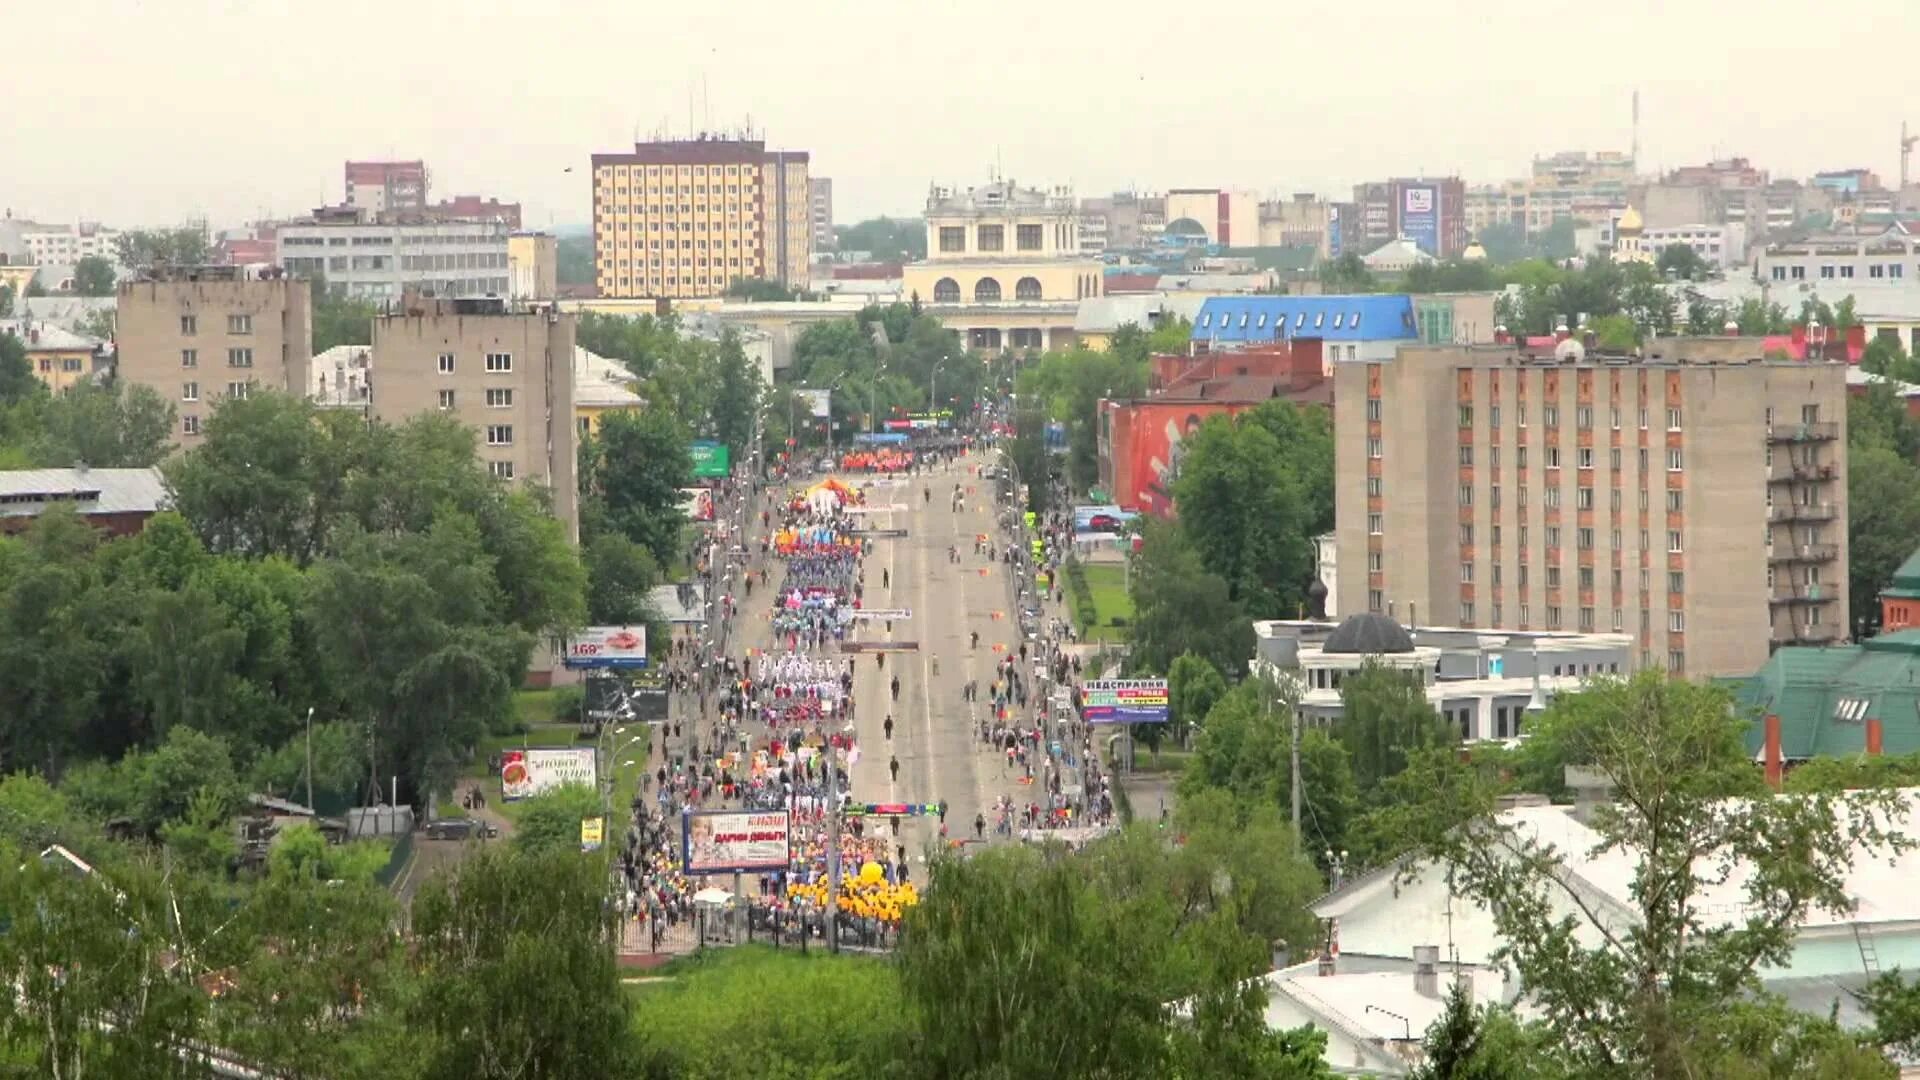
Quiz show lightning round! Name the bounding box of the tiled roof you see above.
[1732,631,1920,758]
[1886,545,1920,600]
[1191,295,1418,343]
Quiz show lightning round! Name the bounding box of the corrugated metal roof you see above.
[0,319,101,352]
[1191,295,1419,343]
[0,467,169,518]
[1733,631,1920,758]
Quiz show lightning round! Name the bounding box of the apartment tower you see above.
[369,297,578,542]
[1335,338,1849,678]
[590,137,812,300]
[115,267,314,446]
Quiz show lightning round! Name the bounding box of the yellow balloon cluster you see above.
[785,872,919,923]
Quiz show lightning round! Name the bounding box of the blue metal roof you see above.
[1190,295,1419,343]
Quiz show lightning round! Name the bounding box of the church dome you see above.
[1616,205,1644,233]
[1322,612,1415,655]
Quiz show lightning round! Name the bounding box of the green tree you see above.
[1410,981,1546,1080]
[1168,652,1228,746]
[311,287,376,354]
[1013,344,1148,494]
[112,226,211,269]
[580,407,692,567]
[723,276,799,302]
[834,217,926,262]
[1848,445,1920,631]
[1337,662,1455,792]
[1850,380,1920,460]
[710,330,763,460]
[0,332,41,405]
[1589,313,1640,349]
[1655,243,1711,281]
[27,381,174,467]
[0,283,13,318]
[408,846,638,1079]
[1127,520,1253,676]
[1735,297,1792,336]
[556,233,593,285]
[1317,252,1376,293]
[1171,414,1315,617]
[71,255,116,296]
[583,530,665,630]
[1384,671,1910,1077]
[512,783,603,857]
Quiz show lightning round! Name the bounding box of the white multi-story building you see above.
[13,222,122,265]
[277,219,511,302]
[1636,222,1747,270]
[1757,233,1920,287]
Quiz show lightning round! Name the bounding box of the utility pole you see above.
[1287,689,1301,833]
[304,706,316,812]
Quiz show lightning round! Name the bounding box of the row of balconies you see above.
[1769,584,1836,605]
[1766,462,1836,484]
[1766,421,1839,444]
[1768,543,1840,564]
[1768,502,1836,524]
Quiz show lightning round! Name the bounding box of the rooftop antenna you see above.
[1631,89,1640,168]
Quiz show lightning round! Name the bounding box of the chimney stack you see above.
[1763,713,1784,789]
[1413,945,1440,998]
[1867,717,1884,756]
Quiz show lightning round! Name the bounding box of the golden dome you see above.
[1616,206,1644,232]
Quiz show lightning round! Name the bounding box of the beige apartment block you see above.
[115,268,313,446]
[591,138,812,301]
[370,299,578,542]
[508,232,558,301]
[1335,339,1849,678]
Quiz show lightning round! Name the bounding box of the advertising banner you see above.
[564,625,648,669]
[679,487,715,522]
[1327,205,1343,258]
[849,608,912,620]
[689,440,731,478]
[683,809,793,874]
[500,748,598,800]
[1080,679,1171,724]
[795,389,832,418]
[1072,504,1139,540]
[1401,184,1439,256]
[580,816,604,853]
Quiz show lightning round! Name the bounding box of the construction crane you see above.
[1904,121,1917,190]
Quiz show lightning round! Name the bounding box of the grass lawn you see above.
[1077,562,1134,642]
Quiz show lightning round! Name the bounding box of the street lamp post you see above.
[930,359,948,415]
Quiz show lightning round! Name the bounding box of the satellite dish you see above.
[1554,337,1587,362]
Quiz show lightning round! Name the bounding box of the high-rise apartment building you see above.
[1352,177,1467,257]
[115,266,313,446]
[344,161,429,216]
[590,137,812,300]
[1335,339,1849,678]
[369,297,578,541]
[809,177,834,254]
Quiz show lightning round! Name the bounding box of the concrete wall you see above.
[116,275,313,446]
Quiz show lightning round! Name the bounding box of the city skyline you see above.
[9,0,1918,230]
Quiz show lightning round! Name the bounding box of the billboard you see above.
[564,625,648,669]
[580,816,605,853]
[689,440,731,478]
[1105,401,1253,515]
[683,809,793,874]
[500,748,598,800]
[1401,184,1439,256]
[795,388,832,418]
[1327,205,1343,258]
[679,487,715,522]
[1080,679,1170,724]
[1072,504,1139,540]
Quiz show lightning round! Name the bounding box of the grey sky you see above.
[10,0,1918,230]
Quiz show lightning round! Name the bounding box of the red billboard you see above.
[1101,401,1251,516]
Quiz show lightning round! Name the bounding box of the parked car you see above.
[424,817,497,841]
[1087,513,1120,532]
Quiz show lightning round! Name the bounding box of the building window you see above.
[1576,405,1592,430]
[1461,602,1476,625]
[439,352,455,374]
[485,352,512,373]
[182,415,200,436]
[1667,448,1683,471]
[1368,552,1383,571]
[1017,224,1043,251]
[1577,447,1594,469]
[1544,405,1559,427]
[1579,606,1595,632]
[1460,524,1474,545]
[1367,476,1383,497]
[180,315,197,336]
[1667,530,1683,553]
[1546,566,1561,588]
[1368,438,1382,459]
[1366,398,1381,421]
[437,389,455,410]
[1459,405,1474,427]
[1368,514,1382,535]
[227,314,252,335]
[933,277,960,303]
[976,225,1004,252]
[1668,571,1684,594]
[1544,487,1560,508]
[227,347,253,368]
[485,425,513,446]
[181,382,199,402]
[974,277,1002,302]
[1368,589,1383,613]
[1668,611,1685,633]
[181,349,197,368]
[1610,405,1620,429]
[1490,405,1501,428]
[489,461,515,481]
[1546,606,1562,630]
[1667,407,1683,430]
[225,381,251,400]
[1015,276,1043,301]
[1545,446,1560,468]
[1459,445,1474,466]
[1666,489,1683,512]
[1546,526,1561,548]
[1577,487,1594,510]
[486,388,513,408]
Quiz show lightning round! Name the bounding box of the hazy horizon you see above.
[9,0,1918,231]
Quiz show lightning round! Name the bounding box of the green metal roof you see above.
[1884,546,1920,600]
[1734,631,1920,759]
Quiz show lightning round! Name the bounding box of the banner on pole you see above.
[683,810,792,874]
[1079,679,1170,724]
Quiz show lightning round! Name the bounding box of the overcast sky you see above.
[10,0,1918,230]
